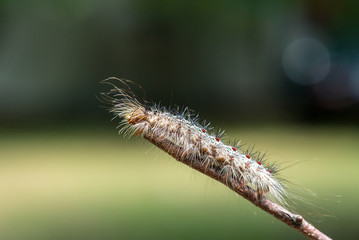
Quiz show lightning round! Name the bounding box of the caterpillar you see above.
[100,78,288,205]
[99,78,332,240]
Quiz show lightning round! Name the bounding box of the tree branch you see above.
[144,136,331,240]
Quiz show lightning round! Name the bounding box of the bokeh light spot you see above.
[282,38,331,85]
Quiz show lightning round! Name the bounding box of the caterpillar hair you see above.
[99,77,331,240]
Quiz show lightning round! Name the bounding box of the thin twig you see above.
[144,136,331,240]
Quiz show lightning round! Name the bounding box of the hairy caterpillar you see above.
[100,78,288,205]
[100,78,330,239]
[99,78,331,240]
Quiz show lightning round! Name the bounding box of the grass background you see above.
[1,124,357,240]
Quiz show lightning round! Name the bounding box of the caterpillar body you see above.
[100,78,288,207]
[100,78,334,240]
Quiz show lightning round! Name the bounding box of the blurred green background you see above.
[1,0,358,239]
